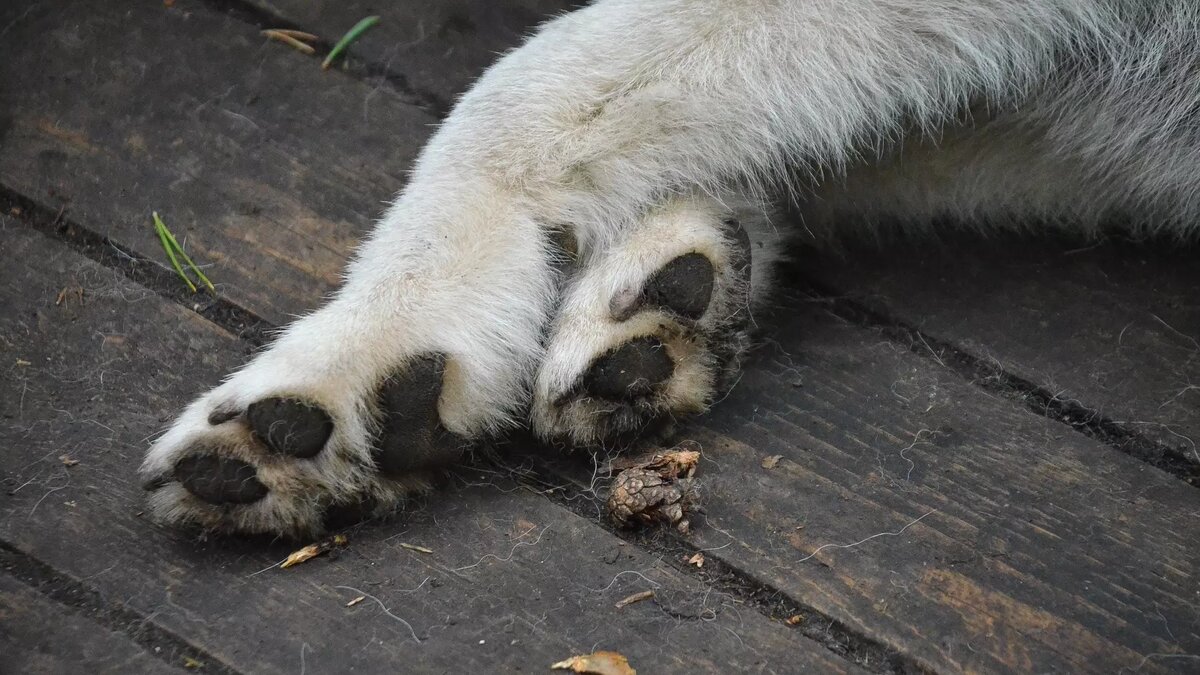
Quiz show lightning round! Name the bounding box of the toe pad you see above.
[174,455,268,505]
[247,398,334,459]
[583,337,674,401]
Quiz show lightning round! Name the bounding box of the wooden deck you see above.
[1,2,1197,673]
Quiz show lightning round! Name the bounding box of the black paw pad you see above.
[583,337,674,400]
[174,455,268,505]
[246,398,333,459]
[639,252,715,320]
[373,354,467,475]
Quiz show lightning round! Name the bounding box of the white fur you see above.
[142,0,1199,535]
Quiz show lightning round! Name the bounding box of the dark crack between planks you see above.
[197,0,451,117]
[794,277,1200,485]
[0,542,246,675]
[0,186,272,349]
[495,452,923,675]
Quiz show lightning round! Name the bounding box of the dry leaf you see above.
[268,28,319,41]
[281,544,321,568]
[551,651,636,675]
[346,596,365,607]
[54,283,84,305]
[687,552,705,567]
[15,359,31,366]
[182,656,202,668]
[607,441,701,479]
[785,614,804,626]
[614,590,655,609]
[55,286,84,307]
[59,455,80,467]
[280,533,349,569]
[761,454,783,469]
[399,543,433,554]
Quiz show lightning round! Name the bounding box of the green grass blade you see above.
[321,15,380,70]
[155,216,216,293]
[153,212,197,293]
[174,247,216,293]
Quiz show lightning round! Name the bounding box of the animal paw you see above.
[532,196,772,446]
[140,338,474,537]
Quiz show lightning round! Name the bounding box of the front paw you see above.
[140,348,468,538]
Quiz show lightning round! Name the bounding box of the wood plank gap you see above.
[0,541,245,675]
[196,0,452,117]
[795,275,1200,484]
[0,184,273,348]
[494,454,919,675]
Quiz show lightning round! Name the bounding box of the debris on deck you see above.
[281,533,349,569]
[551,651,636,675]
[605,444,701,534]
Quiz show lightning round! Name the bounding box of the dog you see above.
[139,0,1200,536]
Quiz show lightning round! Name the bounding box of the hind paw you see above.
[533,197,771,445]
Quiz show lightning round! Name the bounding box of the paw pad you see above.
[173,455,267,505]
[247,398,334,458]
[611,252,716,321]
[583,336,675,400]
[373,354,466,474]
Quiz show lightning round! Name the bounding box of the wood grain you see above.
[671,296,1200,673]
[0,575,183,675]
[804,234,1200,470]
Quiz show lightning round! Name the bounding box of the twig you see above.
[615,590,655,608]
[261,29,316,55]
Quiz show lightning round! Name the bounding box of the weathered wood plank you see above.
[244,0,578,106]
[804,235,1200,469]
[668,296,1200,673]
[0,0,435,325]
[0,574,182,675]
[534,292,1200,672]
[493,286,1199,671]
[0,223,855,673]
